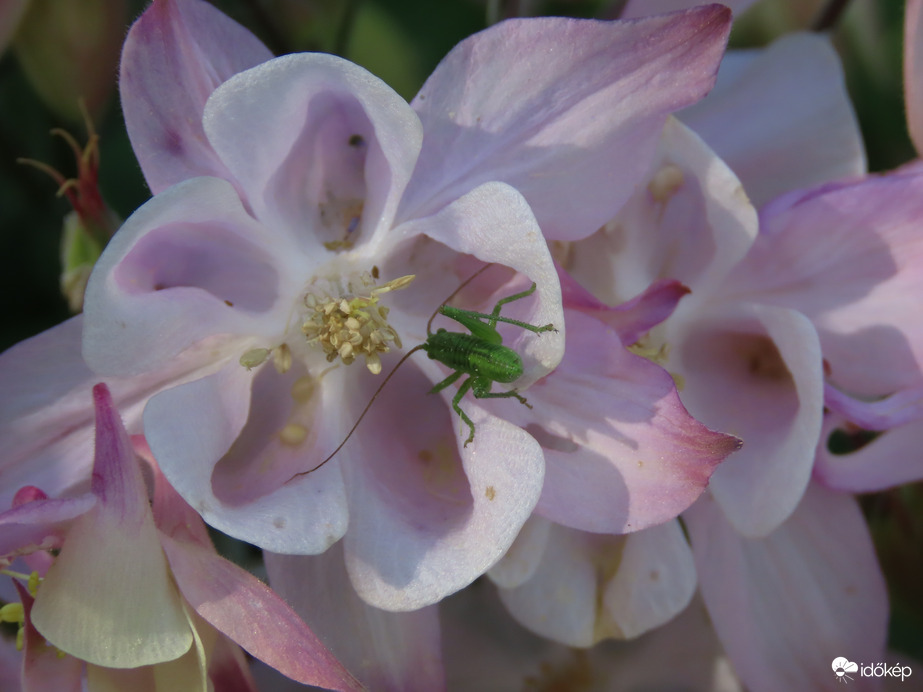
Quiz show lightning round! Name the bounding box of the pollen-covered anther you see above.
[240,347,271,370]
[302,274,414,373]
[0,602,24,626]
[239,344,293,374]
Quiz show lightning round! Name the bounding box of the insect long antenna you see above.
[426,263,495,336]
[287,344,426,481]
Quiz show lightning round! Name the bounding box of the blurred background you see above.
[1,0,920,668]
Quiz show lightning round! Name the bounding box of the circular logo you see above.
[832,657,858,683]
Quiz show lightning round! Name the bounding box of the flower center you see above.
[302,273,415,374]
[238,270,414,377]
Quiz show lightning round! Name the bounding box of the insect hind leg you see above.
[451,377,477,446]
[471,376,533,409]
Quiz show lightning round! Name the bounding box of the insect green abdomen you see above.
[424,331,523,383]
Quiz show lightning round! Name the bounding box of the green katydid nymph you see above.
[288,268,557,480]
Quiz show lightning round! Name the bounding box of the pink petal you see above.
[146,439,212,549]
[824,383,923,430]
[30,385,192,667]
[402,7,731,239]
[143,361,350,554]
[502,309,738,533]
[160,534,363,691]
[621,0,758,19]
[83,176,282,377]
[814,414,923,492]
[907,0,923,155]
[558,265,690,345]
[0,314,243,515]
[266,546,444,691]
[0,318,99,506]
[598,279,691,346]
[496,520,696,646]
[599,521,697,639]
[494,520,612,647]
[0,494,95,560]
[487,514,551,589]
[730,171,923,397]
[206,633,260,692]
[686,485,888,692]
[120,0,272,193]
[202,53,423,249]
[443,579,742,691]
[396,182,564,388]
[681,33,865,206]
[676,303,824,537]
[339,356,545,609]
[566,116,758,305]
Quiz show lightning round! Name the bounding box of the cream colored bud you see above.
[240,348,271,370]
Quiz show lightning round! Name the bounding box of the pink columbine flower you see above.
[514,7,904,687]
[687,160,923,692]
[0,384,361,691]
[85,0,565,615]
[0,0,734,617]
[494,30,903,680]
[807,0,923,493]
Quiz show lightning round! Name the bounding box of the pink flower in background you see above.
[508,51,903,683]
[0,384,361,691]
[481,266,740,645]
[679,30,865,207]
[806,0,923,494]
[565,115,816,538]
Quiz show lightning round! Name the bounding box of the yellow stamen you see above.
[302,274,414,373]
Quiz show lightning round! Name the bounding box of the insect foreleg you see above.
[430,368,464,394]
[488,282,539,326]
[443,307,556,336]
